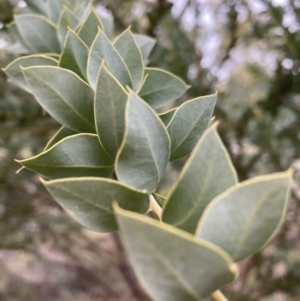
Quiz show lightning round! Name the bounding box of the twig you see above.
[211,290,229,301]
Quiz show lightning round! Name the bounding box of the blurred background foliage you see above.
[0,0,300,300]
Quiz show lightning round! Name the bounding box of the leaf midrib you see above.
[139,231,202,301]
[233,187,278,259]
[50,185,113,213]
[22,17,57,52]
[169,101,211,155]
[138,111,159,188]
[23,163,114,168]
[172,142,215,227]
[28,71,95,129]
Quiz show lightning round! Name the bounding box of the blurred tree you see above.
[1,0,300,300]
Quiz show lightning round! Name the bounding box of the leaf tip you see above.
[16,166,25,174]
[125,85,132,93]
[14,158,22,164]
[39,177,47,185]
[210,120,220,129]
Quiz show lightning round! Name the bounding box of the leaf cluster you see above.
[3,1,293,300]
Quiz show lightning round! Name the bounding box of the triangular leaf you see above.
[57,7,79,47]
[15,14,60,53]
[22,66,95,133]
[197,170,292,262]
[115,206,238,301]
[17,134,114,179]
[133,34,156,64]
[114,28,144,91]
[44,126,78,150]
[47,0,63,24]
[6,22,31,54]
[95,63,128,157]
[42,178,149,232]
[158,108,176,127]
[3,55,58,92]
[26,0,48,15]
[167,94,217,161]
[73,0,92,21]
[59,29,89,81]
[77,9,103,47]
[162,124,238,234]
[138,68,189,109]
[116,92,170,193]
[88,29,132,90]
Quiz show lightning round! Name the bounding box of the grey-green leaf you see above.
[133,34,156,64]
[116,92,170,193]
[6,22,31,54]
[3,55,58,93]
[138,68,189,109]
[15,14,60,53]
[115,206,238,301]
[14,6,41,15]
[44,126,77,151]
[168,94,217,161]
[57,8,79,47]
[42,178,149,232]
[73,0,92,21]
[47,0,63,24]
[162,124,238,234]
[17,134,113,179]
[95,63,128,157]
[197,170,292,262]
[22,66,95,133]
[101,17,114,38]
[77,9,103,47]
[114,28,144,91]
[88,29,132,90]
[59,29,89,81]
[25,0,48,15]
[158,108,176,127]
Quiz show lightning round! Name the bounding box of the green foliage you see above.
[42,178,149,232]
[3,1,295,300]
[138,67,189,109]
[17,134,114,178]
[115,205,237,301]
[162,124,238,234]
[197,171,292,262]
[22,66,95,133]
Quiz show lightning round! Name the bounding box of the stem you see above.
[211,290,229,301]
[150,194,162,219]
